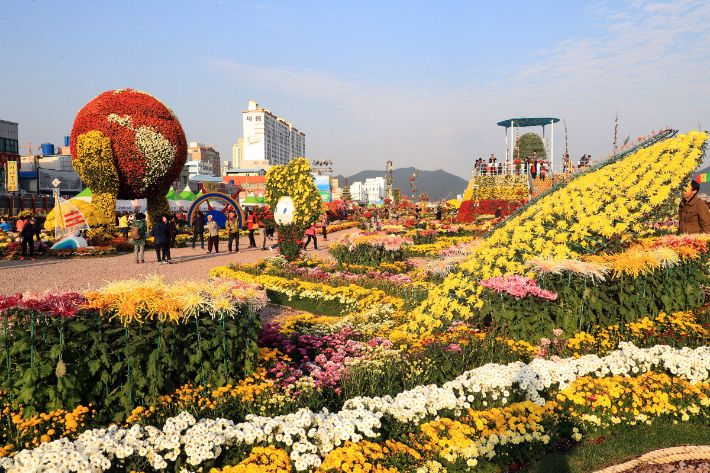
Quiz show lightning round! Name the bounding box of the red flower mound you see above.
[455,199,526,222]
[70,89,187,199]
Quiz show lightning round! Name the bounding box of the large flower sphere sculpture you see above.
[70,89,187,230]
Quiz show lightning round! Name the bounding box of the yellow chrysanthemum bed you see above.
[411,131,709,334]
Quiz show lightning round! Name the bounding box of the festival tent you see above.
[116,200,135,212]
[256,193,266,205]
[241,193,260,208]
[177,188,196,209]
[74,188,92,202]
[166,188,180,211]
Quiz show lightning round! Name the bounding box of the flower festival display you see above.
[329,232,414,267]
[7,129,710,473]
[0,277,265,421]
[71,89,188,229]
[415,130,709,333]
[265,158,322,260]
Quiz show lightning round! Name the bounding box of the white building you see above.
[232,139,244,169]
[364,177,386,204]
[350,181,364,202]
[242,100,305,167]
[185,160,213,178]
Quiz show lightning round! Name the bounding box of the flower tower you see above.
[70,89,188,231]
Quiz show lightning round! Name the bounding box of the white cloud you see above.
[211,0,710,178]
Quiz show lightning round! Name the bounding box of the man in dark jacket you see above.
[679,181,710,234]
[151,214,173,264]
[20,218,36,261]
[191,212,205,250]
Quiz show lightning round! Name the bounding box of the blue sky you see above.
[2,0,709,179]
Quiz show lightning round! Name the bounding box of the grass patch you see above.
[266,290,345,317]
[524,421,710,473]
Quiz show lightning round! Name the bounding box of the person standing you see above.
[226,210,240,253]
[321,213,329,241]
[15,217,25,234]
[206,214,220,253]
[191,211,205,249]
[131,212,147,263]
[303,223,318,250]
[151,214,172,264]
[0,217,11,232]
[246,210,257,248]
[20,218,36,261]
[168,214,177,248]
[540,165,546,181]
[118,213,129,238]
[679,181,710,234]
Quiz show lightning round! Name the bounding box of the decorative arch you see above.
[187,192,244,228]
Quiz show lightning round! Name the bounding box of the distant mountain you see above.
[333,167,468,201]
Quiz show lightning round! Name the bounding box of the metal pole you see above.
[551,119,555,175]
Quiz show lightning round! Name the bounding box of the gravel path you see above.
[0,228,356,295]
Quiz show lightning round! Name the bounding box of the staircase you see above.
[531,177,552,198]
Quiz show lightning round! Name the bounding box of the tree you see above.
[518,133,547,160]
[341,186,352,202]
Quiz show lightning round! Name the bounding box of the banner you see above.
[697,173,710,183]
[38,169,84,192]
[314,176,331,202]
[6,160,18,192]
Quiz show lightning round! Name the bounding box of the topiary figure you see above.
[70,89,187,230]
[517,133,547,160]
[265,158,322,260]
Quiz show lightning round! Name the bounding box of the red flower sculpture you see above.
[71,89,187,199]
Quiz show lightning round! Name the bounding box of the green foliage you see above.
[518,133,547,160]
[329,243,409,268]
[479,256,709,343]
[0,310,261,421]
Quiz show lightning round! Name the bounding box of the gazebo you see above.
[497,117,560,174]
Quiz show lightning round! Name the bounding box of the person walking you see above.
[679,181,710,234]
[321,213,329,241]
[206,214,220,253]
[246,210,257,248]
[118,213,129,238]
[303,223,318,250]
[151,214,172,264]
[191,211,205,249]
[19,218,36,261]
[226,210,240,252]
[130,212,147,263]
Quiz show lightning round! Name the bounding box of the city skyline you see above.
[1,0,709,180]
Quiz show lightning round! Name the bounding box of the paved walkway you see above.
[0,228,354,295]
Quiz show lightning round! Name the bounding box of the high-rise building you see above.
[242,100,305,166]
[187,142,221,177]
[232,138,244,169]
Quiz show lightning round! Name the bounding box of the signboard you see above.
[0,153,20,169]
[38,168,83,192]
[6,160,18,192]
[314,176,331,202]
[201,181,221,192]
